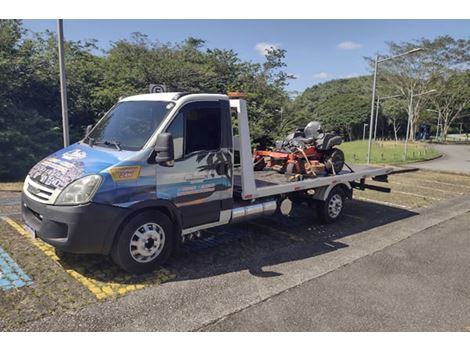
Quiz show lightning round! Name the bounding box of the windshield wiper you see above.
[95,139,122,151]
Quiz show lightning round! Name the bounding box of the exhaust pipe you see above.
[231,200,277,223]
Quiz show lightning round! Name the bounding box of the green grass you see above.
[340,140,441,165]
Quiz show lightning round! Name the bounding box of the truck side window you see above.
[166,112,184,160]
[185,106,221,154]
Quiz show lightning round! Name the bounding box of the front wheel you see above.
[112,210,175,274]
[316,187,346,224]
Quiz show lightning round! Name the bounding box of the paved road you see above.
[205,212,470,331]
[409,144,470,174]
[21,194,470,331]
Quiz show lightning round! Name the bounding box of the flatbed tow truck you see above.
[21,92,394,273]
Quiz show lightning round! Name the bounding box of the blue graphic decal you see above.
[0,247,33,291]
[28,142,134,190]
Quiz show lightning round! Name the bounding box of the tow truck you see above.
[21,92,393,273]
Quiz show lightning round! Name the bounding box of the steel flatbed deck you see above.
[233,164,393,199]
[230,97,393,201]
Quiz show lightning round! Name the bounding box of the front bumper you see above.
[21,193,128,255]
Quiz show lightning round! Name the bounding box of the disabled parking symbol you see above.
[0,246,33,291]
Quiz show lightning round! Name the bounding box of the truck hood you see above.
[28,142,133,190]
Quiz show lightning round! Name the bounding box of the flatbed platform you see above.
[233,164,393,199]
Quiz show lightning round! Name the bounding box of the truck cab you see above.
[22,92,392,273]
[22,93,237,273]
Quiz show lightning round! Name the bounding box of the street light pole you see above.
[57,19,70,147]
[427,109,441,141]
[437,111,441,140]
[373,96,380,141]
[404,89,437,160]
[404,92,413,159]
[374,94,401,141]
[366,48,422,164]
[366,56,378,163]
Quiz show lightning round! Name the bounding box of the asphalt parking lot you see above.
[1,169,470,331]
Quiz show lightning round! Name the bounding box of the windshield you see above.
[87,101,174,151]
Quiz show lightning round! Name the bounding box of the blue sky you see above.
[22,19,470,92]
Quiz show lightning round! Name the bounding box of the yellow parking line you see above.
[2,216,108,299]
[1,217,175,300]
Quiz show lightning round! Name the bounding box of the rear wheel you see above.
[112,210,175,274]
[324,148,345,174]
[317,187,346,224]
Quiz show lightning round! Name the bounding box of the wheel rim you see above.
[328,194,343,218]
[129,222,165,263]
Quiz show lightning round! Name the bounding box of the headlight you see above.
[55,175,102,205]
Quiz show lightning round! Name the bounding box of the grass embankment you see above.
[340,140,441,165]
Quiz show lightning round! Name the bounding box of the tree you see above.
[429,71,470,140]
[0,21,293,180]
[370,36,470,140]
[288,76,371,140]
[0,20,61,180]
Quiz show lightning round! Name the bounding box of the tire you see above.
[111,210,175,274]
[316,187,346,224]
[324,148,345,174]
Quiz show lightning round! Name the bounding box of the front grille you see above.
[24,176,61,204]
[27,183,53,201]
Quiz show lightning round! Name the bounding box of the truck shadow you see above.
[55,199,417,287]
[170,199,417,281]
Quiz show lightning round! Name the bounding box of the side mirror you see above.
[85,124,93,137]
[155,132,174,166]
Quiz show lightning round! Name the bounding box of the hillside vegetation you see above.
[1,20,469,181]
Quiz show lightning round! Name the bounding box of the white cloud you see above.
[339,73,360,79]
[313,72,332,80]
[337,41,363,50]
[255,42,280,56]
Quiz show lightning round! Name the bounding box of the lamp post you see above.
[366,47,423,164]
[57,19,69,147]
[373,94,401,141]
[404,89,437,159]
[426,108,442,141]
[363,123,368,140]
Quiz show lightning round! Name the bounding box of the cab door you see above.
[156,100,233,229]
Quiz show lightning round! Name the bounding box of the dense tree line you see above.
[289,36,470,142]
[0,20,291,180]
[1,20,469,181]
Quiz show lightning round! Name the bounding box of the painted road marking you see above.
[388,181,464,195]
[0,246,33,290]
[393,190,442,201]
[354,196,412,210]
[410,178,470,190]
[2,217,175,300]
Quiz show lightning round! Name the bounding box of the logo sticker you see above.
[108,166,141,181]
[62,149,87,160]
